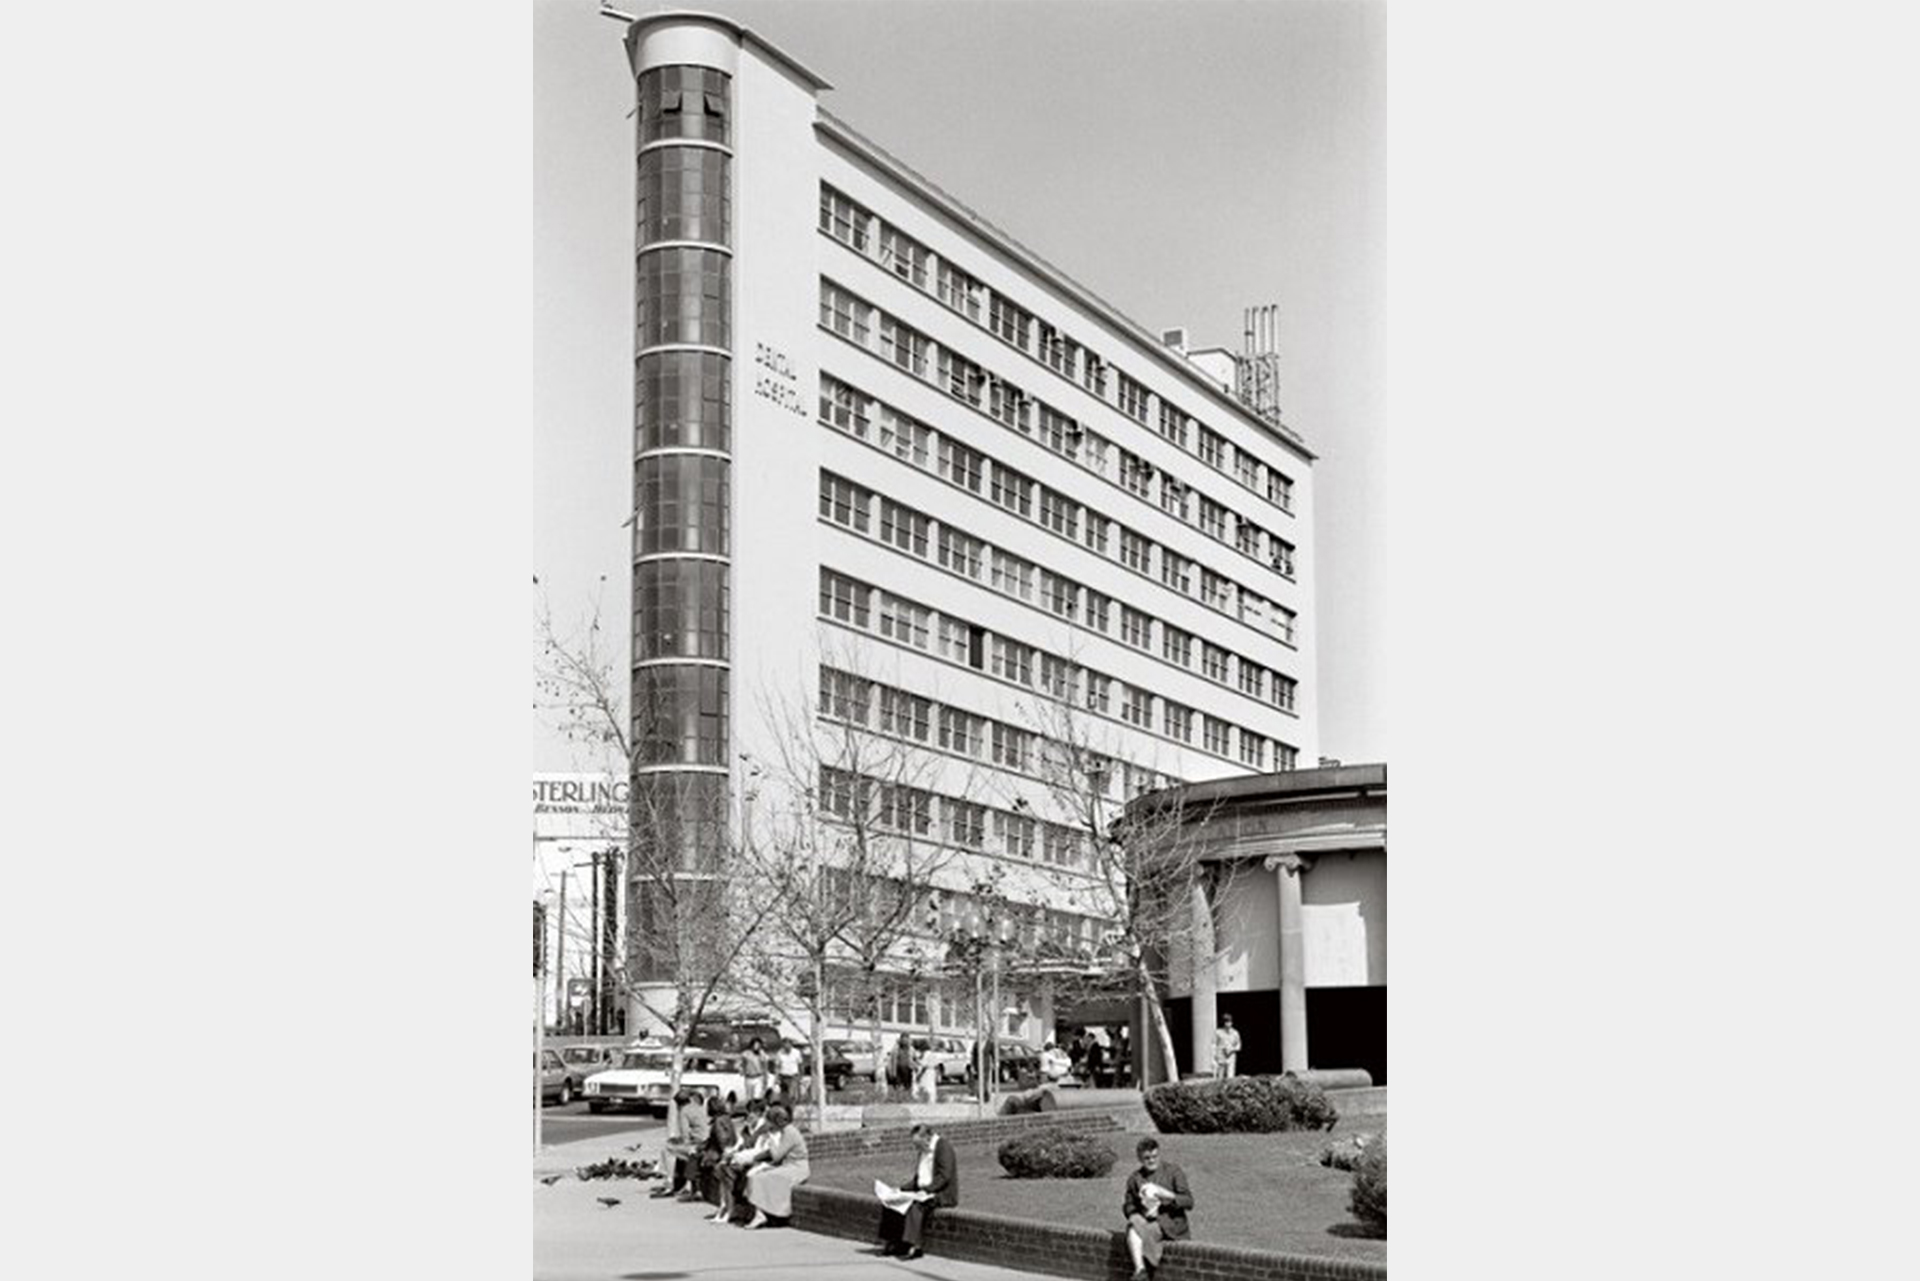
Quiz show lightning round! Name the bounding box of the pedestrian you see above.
[1122,1137,1193,1281]
[1068,1030,1088,1082]
[890,1034,917,1095]
[874,1124,957,1260]
[1211,1014,1242,1080]
[741,1036,769,1103]
[774,1038,803,1104]
[741,1103,810,1228]
[916,1045,941,1103]
[1085,1035,1107,1089]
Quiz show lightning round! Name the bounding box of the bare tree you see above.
[733,647,970,1115]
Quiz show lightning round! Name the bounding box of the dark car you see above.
[802,1040,854,1090]
[968,1041,1041,1085]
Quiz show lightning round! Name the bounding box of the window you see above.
[879,405,930,468]
[1235,517,1261,558]
[818,569,871,628]
[1159,549,1191,595]
[632,664,729,766]
[879,783,933,835]
[1120,606,1151,651]
[634,558,728,661]
[1082,429,1111,475]
[991,549,1034,601]
[1271,673,1297,712]
[1274,603,1297,645]
[818,184,870,251]
[1203,716,1230,756]
[880,314,929,377]
[938,525,983,579]
[1239,730,1266,770]
[818,374,870,439]
[1039,487,1078,539]
[1270,537,1296,578]
[818,471,871,533]
[1119,528,1151,575]
[991,635,1034,685]
[1236,448,1261,492]
[1161,625,1192,667]
[997,810,1035,858]
[991,722,1031,772]
[948,799,986,847]
[1038,323,1077,378]
[1201,643,1230,684]
[1238,660,1266,700]
[1200,568,1231,612]
[1037,404,1080,460]
[1275,742,1299,771]
[1117,373,1151,422]
[1119,451,1153,499]
[819,279,870,343]
[1120,684,1153,728]
[988,293,1033,350]
[1197,427,1226,469]
[1163,701,1193,743]
[637,349,730,452]
[989,377,1031,432]
[1159,476,1189,522]
[818,766,859,819]
[1038,652,1077,700]
[1267,470,1294,512]
[1082,352,1109,398]
[938,436,985,492]
[1041,570,1079,621]
[638,247,729,347]
[990,463,1034,518]
[1199,497,1227,541]
[818,666,871,723]
[1041,824,1082,870]
[637,145,730,248]
[636,454,729,555]
[879,687,932,741]
[1084,671,1112,715]
[1083,512,1111,557]
[880,499,929,558]
[937,347,986,406]
[878,223,929,287]
[640,66,729,145]
[1157,401,1189,448]
[878,593,930,649]
[939,707,984,757]
[936,260,983,320]
[1084,590,1111,633]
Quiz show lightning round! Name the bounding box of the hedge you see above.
[996,1126,1119,1179]
[1142,1074,1339,1134]
[1348,1132,1386,1235]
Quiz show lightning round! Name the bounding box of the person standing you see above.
[1085,1035,1107,1089]
[1211,1014,1242,1080]
[741,1103,810,1228]
[774,1038,804,1104]
[875,1124,957,1260]
[741,1037,769,1104]
[890,1035,917,1094]
[1121,1137,1194,1281]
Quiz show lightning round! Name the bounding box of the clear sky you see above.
[533,0,1385,770]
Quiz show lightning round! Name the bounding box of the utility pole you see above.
[589,850,602,1036]
[600,844,620,1036]
[555,866,569,1035]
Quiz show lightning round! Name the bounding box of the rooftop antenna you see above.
[1234,304,1283,428]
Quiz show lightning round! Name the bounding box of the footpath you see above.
[533,1130,1060,1281]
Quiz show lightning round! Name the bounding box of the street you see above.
[537,1100,664,1146]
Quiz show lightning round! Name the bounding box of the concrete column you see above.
[1187,880,1217,1078]
[1265,854,1313,1072]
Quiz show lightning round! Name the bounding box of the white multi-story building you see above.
[617,11,1318,1052]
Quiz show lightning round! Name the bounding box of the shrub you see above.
[1347,1133,1386,1235]
[1142,1075,1339,1134]
[996,1126,1118,1179]
[1318,1132,1378,1171]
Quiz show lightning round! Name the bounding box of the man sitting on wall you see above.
[653,1091,710,1199]
[1121,1136,1193,1281]
[874,1124,957,1261]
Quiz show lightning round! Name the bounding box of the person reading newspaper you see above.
[872,1125,957,1260]
[1121,1137,1194,1280]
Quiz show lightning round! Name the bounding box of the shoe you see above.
[1132,1271,1150,1281]
[902,1247,925,1260]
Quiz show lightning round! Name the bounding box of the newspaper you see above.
[874,1180,933,1213]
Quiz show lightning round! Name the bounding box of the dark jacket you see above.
[703,1113,736,1156]
[904,1136,960,1208]
[1123,1162,1193,1239]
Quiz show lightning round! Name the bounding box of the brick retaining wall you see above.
[790,1183,1387,1281]
[804,1108,1122,1162]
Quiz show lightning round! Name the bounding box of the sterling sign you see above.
[532,775,629,816]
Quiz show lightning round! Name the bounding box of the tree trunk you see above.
[1136,957,1181,1089]
[809,958,828,1119]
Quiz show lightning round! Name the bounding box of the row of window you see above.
[819,664,1177,805]
[631,663,728,767]
[817,764,1096,870]
[818,568,1297,770]
[818,370,1299,647]
[817,182,1295,517]
[638,247,729,349]
[636,349,731,453]
[818,465,1298,709]
[818,279,1297,592]
[637,66,730,146]
[636,145,729,246]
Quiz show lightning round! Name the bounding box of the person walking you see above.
[1210,1014,1242,1080]
[874,1124,957,1260]
[889,1034,917,1095]
[741,1103,810,1228]
[774,1038,803,1104]
[1121,1137,1194,1281]
[740,1037,769,1103]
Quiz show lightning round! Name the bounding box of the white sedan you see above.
[583,1048,748,1117]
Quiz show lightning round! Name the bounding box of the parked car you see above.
[536,1048,574,1106]
[801,1040,854,1090]
[910,1036,974,1082]
[967,1041,1041,1085]
[557,1043,619,1090]
[836,1038,883,1082]
[582,1047,749,1116]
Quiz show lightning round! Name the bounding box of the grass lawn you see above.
[809,1125,1386,1263]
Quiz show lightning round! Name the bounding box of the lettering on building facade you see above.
[752,340,808,417]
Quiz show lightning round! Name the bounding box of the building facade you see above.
[618,11,1320,1053]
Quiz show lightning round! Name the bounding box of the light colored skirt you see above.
[746,1159,810,1217]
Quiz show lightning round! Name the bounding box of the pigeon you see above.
[597,1197,622,1208]
[539,1174,565,1186]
